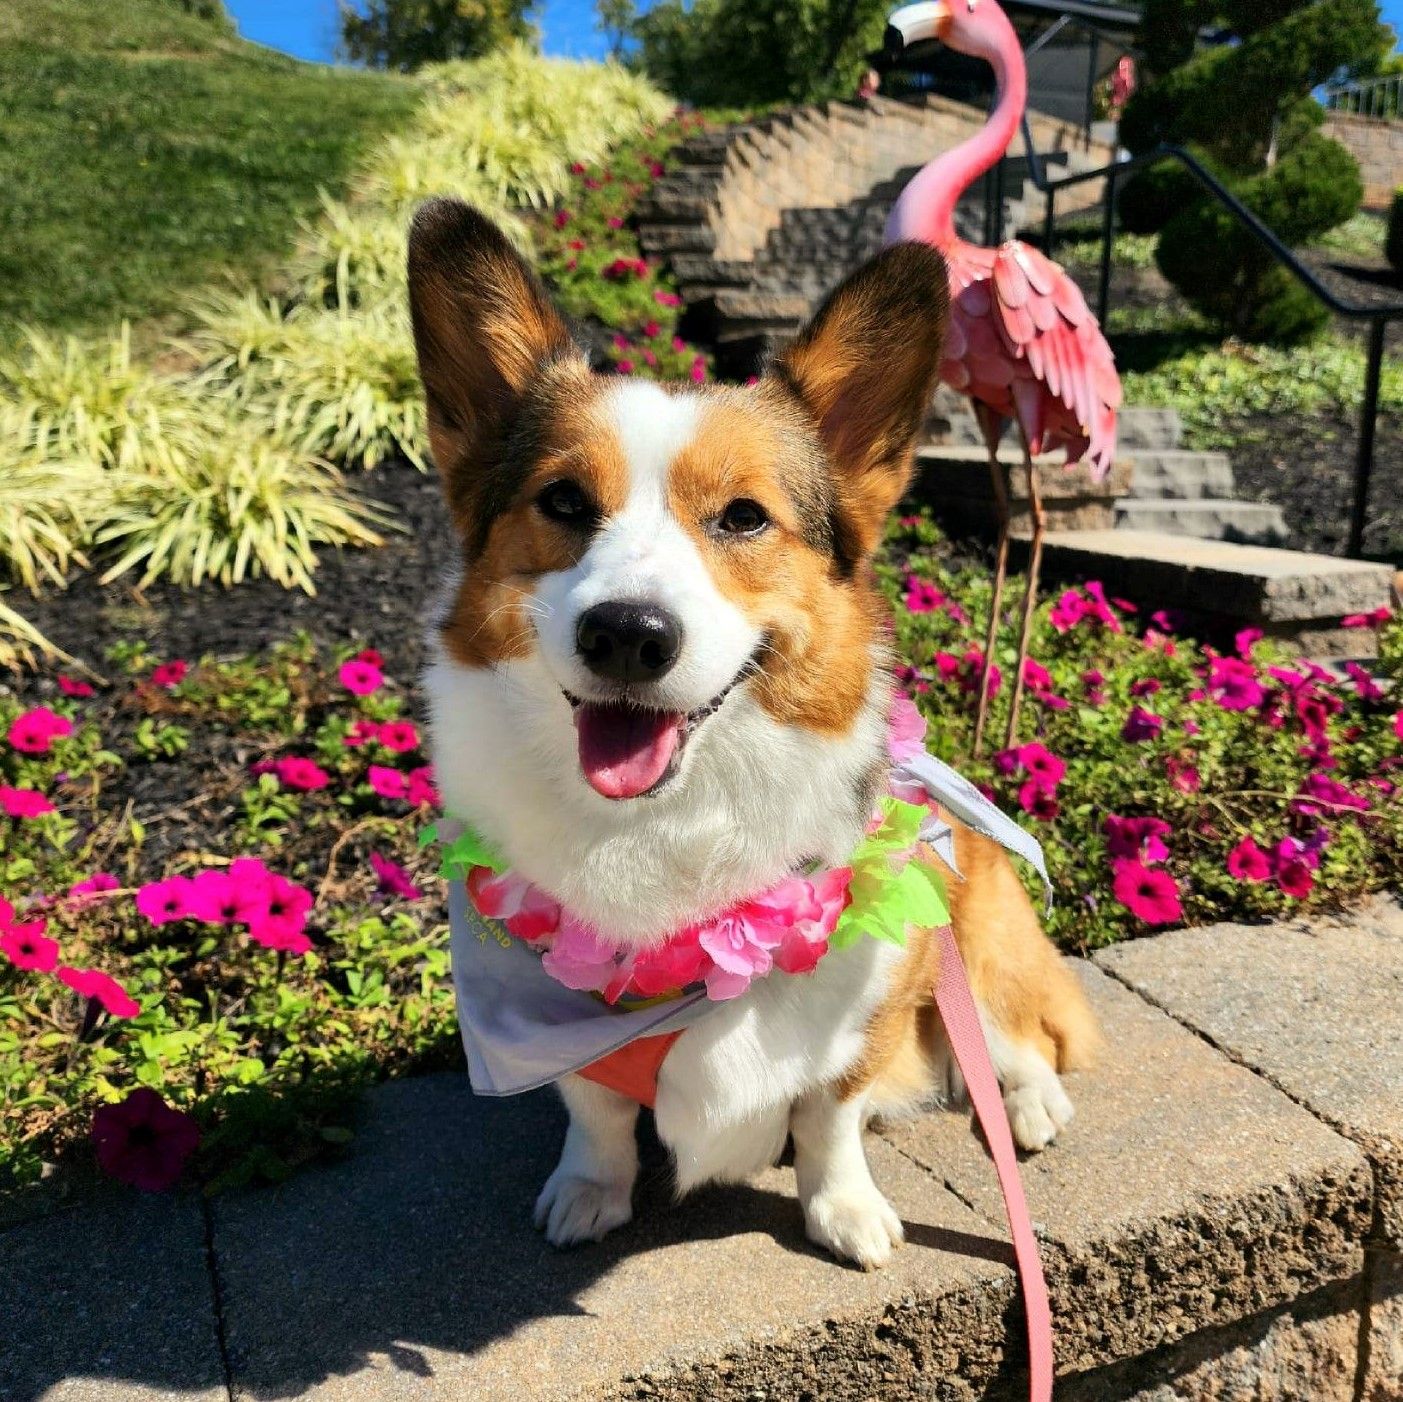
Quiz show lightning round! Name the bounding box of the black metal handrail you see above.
[1011,121,1403,560]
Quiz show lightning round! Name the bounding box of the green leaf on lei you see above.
[830,797,950,950]
[429,821,508,880]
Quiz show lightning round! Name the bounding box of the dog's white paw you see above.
[1005,1075,1074,1152]
[804,1186,905,1270]
[533,1171,633,1247]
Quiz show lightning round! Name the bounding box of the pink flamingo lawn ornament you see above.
[883,0,1121,754]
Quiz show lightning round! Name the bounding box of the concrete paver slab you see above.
[1097,897,1403,1248]
[880,962,1372,1374]
[210,1074,1020,1402]
[0,1190,226,1402]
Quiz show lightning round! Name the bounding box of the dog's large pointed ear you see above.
[771,242,949,561]
[408,198,581,514]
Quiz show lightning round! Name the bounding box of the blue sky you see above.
[223,0,621,63]
[226,0,1401,65]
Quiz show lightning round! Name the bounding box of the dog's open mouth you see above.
[565,684,737,801]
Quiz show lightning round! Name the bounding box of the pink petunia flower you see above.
[554,209,571,229]
[1294,772,1369,815]
[150,660,188,689]
[1235,627,1264,660]
[377,721,419,753]
[1276,858,1314,899]
[406,765,441,807]
[57,674,95,698]
[1394,711,1403,741]
[615,359,635,374]
[0,785,56,818]
[1149,609,1183,634]
[135,875,198,926]
[1227,837,1271,882]
[1129,677,1161,698]
[343,719,381,748]
[1165,755,1201,793]
[367,765,408,800]
[642,319,660,338]
[1104,815,1172,864]
[369,851,422,901]
[1121,706,1163,742]
[1341,606,1391,628]
[7,706,73,754]
[339,658,383,695]
[653,290,682,307]
[58,966,140,1018]
[903,577,945,613]
[1019,781,1059,820]
[1343,662,1384,704]
[67,871,120,907]
[189,869,268,926]
[245,876,313,954]
[690,356,706,383]
[1049,590,1088,633]
[1206,657,1266,712]
[1019,743,1066,790]
[92,1089,199,1192]
[1,919,59,972]
[1112,860,1182,925]
[271,757,331,791]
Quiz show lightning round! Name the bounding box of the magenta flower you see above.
[1129,677,1161,697]
[150,660,188,689]
[642,319,660,337]
[57,675,95,698]
[754,868,850,977]
[653,290,682,307]
[1049,590,1088,633]
[1019,743,1066,790]
[343,719,381,748]
[58,966,140,1019]
[1276,859,1314,899]
[1121,706,1163,742]
[1343,662,1384,704]
[367,765,408,800]
[615,358,635,374]
[7,706,73,754]
[1294,773,1369,815]
[339,658,383,696]
[1206,657,1265,712]
[626,937,710,997]
[1234,627,1263,659]
[1,919,58,972]
[1080,668,1106,705]
[1149,609,1182,633]
[1226,837,1271,882]
[1112,861,1182,925]
[903,577,945,613]
[1104,815,1172,864]
[607,215,623,228]
[405,765,441,807]
[690,356,706,383]
[270,756,331,791]
[370,851,421,901]
[1341,606,1391,628]
[135,875,198,926]
[0,785,56,818]
[67,871,120,907]
[1019,781,1059,820]
[92,1089,199,1192]
[1165,755,1201,794]
[554,209,571,229]
[1394,711,1402,740]
[377,721,419,753]
[245,876,313,955]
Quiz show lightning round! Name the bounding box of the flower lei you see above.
[427,697,951,1005]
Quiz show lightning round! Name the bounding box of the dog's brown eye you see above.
[537,480,592,524]
[717,498,769,537]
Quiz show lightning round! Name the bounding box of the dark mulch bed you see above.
[16,460,455,688]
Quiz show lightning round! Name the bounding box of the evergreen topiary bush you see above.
[1119,0,1387,343]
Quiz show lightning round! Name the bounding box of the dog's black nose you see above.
[576,602,683,683]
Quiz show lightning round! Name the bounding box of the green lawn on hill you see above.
[0,0,419,339]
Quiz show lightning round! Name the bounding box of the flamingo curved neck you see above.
[886,27,1027,251]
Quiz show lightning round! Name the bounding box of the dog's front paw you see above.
[533,1170,633,1247]
[1005,1074,1074,1152]
[803,1186,905,1270]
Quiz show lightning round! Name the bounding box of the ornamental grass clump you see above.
[96,425,389,593]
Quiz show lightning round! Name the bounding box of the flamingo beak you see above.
[885,1,954,54]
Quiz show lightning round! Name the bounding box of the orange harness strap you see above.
[576,1031,683,1108]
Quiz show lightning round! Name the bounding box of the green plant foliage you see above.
[1117,156,1211,236]
[1387,188,1403,273]
[340,0,537,72]
[96,427,390,592]
[1119,0,1385,342]
[633,0,890,107]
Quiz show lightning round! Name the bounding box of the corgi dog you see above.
[409,199,1098,1270]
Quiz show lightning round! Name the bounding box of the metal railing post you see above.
[1347,318,1387,560]
[1097,164,1117,326]
[1043,187,1056,258]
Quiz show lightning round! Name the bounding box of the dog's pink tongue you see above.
[575,703,683,799]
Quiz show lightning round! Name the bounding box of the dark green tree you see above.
[596,0,636,59]
[632,0,889,107]
[339,0,536,71]
[1118,0,1387,342]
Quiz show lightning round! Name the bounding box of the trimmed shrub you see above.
[1117,157,1207,235]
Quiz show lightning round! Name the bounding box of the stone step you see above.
[1117,405,1184,451]
[1040,528,1393,654]
[1112,497,1289,545]
[1125,448,1237,500]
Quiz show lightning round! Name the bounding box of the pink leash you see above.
[934,924,1054,1402]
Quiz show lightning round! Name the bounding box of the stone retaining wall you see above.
[1325,111,1403,209]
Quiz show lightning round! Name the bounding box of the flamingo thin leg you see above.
[973,411,1008,758]
[1004,429,1046,749]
